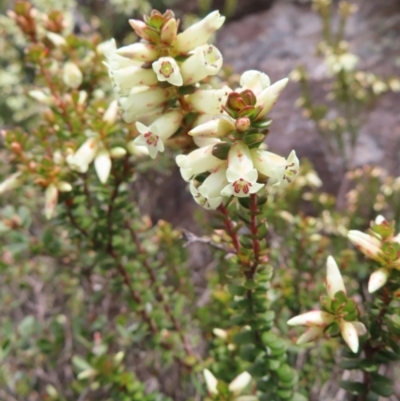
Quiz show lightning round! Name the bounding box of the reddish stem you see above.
[218,203,240,252]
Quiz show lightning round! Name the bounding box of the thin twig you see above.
[180,228,235,254]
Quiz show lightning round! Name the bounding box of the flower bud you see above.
[255,78,289,118]
[44,183,58,219]
[347,230,382,261]
[374,215,386,225]
[117,43,158,62]
[0,172,23,194]
[296,327,325,344]
[63,62,83,89]
[78,90,87,105]
[103,100,119,125]
[94,149,111,184]
[287,310,334,327]
[46,32,67,47]
[28,90,52,105]
[368,267,390,293]
[187,86,231,115]
[110,147,127,158]
[189,117,234,138]
[339,320,360,353]
[57,181,72,192]
[212,328,228,340]
[160,18,178,45]
[203,369,218,395]
[228,371,252,394]
[326,256,346,298]
[113,351,125,364]
[235,117,251,132]
[175,11,225,54]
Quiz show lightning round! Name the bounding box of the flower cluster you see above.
[287,256,366,353]
[348,215,400,293]
[177,70,298,209]
[101,9,225,156]
[0,8,299,219]
[100,10,298,209]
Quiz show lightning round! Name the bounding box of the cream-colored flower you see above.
[176,144,223,182]
[326,256,346,298]
[189,117,234,138]
[152,57,183,86]
[63,62,83,89]
[180,44,223,85]
[240,70,271,95]
[221,142,264,198]
[255,78,289,119]
[251,149,299,187]
[175,10,225,54]
[132,110,183,159]
[187,86,231,115]
[190,180,223,210]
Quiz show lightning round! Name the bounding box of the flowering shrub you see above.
[1,1,400,401]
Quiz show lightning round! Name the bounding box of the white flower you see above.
[203,369,218,395]
[255,78,289,119]
[221,142,264,198]
[132,110,183,159]
[180,44,223,85]
[347,230,383,261]
[63,62,83,89]
[190,181,223,210]
[189,117,234,138]
[340,320,364,353]
[120,86,175,123]
[175,10,225,54]
[187,86,231,115]
[212,328,228,340]
[46,32,67,47]
[287,310,335,328]
[326,256,346,298]
[67,136,115,184]
[67,137,100,173]
[198,162,228,200]
[103,100,119,125]
[374,215,386,225]
[152,57,183,86]
[117,42,159,62]
[28,90,52,105]
[176,144,223,182]
[102,39,158,96]
[251,149,299,187]
[240,70,271,95]
[228,372,252,394]
[0,172,23,194]
[94,149,112,184]
[296,327,326,345]
[368,267,390,293]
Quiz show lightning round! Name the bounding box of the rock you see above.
[217,0,400,194]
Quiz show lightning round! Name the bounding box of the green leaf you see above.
[212,142,231,160]
[233,330,255,345]
[340,381,367,395]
